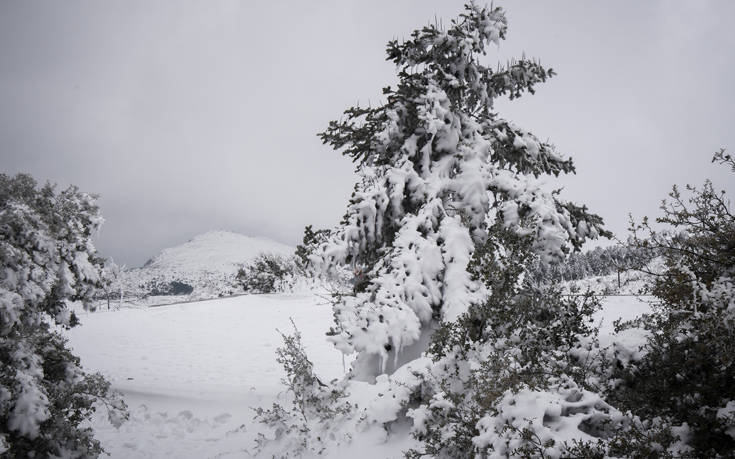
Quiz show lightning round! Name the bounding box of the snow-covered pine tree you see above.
[0,173,127,457]
[315,3,610,380]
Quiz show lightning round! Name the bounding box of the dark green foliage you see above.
[633,150,735,311]
[410,225,603,458]
[294,225,330,271]
[169,280,194,295]
[0,173,127,458]
[490,119,574,178]
[2,333,124,458]
[609,313,735,456]
[237,253,294,294]
[564,420,679,459]
[556,202,613,251]
[384,6,553,113]
[319,3,584,183]
[606,306,735,456]
[596,151,735,457]
[148,280,194,296]
[432,224,599,362]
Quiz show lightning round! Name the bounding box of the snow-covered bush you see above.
[596,150,735,457]
[237,254,295,294]
[0,173,127,457]
[147,279,194,296]
[254,320,352,457]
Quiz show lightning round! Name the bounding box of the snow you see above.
[113,230,294,304]
[718,401,735,440]
[7,370,49,439]
[594,295,652,337]
[67,294,345,458]
[69,295,343,400]
[474,383,618,454]
[141,230,292,272]
[562,260,663,296]
[65,293,652,458]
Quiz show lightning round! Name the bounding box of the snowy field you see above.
[65,293,652,458]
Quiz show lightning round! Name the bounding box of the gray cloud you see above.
[1,1,733,266]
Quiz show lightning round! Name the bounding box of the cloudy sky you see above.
[1,1,733,267]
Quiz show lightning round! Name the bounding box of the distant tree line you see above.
[527,244,654,284]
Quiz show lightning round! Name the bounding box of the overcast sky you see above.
[1,1,733,267]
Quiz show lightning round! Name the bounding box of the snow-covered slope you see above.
[121,230,293,301]
[560,257,665,296]
[67,293,651,458]
[68,294,345,458]
[142,230,293,272]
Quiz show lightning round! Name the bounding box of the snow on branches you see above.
[0,174,126,457]
[315,3,610,377]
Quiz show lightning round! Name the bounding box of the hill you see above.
[117,230,293,303]
[142,230,292,272]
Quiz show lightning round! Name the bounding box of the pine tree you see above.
[294,225,330,271]
[0,173,127,457]
[315,2,610,380]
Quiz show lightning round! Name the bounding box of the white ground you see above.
[65,293,651,458]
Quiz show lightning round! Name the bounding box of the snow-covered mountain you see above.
[122,230,294,301]
[142,230,293,272]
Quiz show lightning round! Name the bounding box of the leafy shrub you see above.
[254,320,351,457]
[598,151,735,457]
[237,254,295,294]
[148,280,194,296]
[0,173,127,457]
